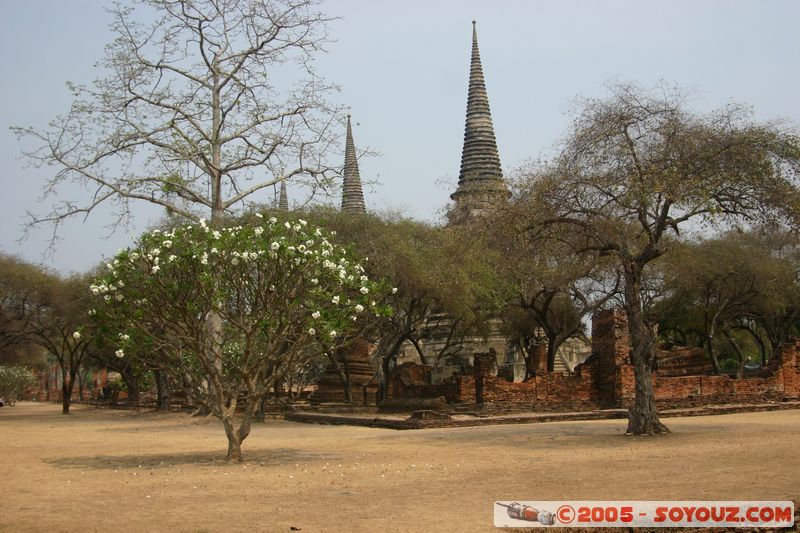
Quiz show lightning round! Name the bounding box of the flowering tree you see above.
[0,365,38,406]
[91,215,390,461]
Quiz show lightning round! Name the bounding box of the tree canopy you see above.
[518,82,800,433]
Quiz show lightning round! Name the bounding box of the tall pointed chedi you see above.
[341,114,366,213]
[278,180,289,211]
[449,21,510,222]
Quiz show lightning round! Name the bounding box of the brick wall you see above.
[381,309,800,411]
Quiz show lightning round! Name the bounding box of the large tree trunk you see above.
[222,415,243,462]
[705,312,722,375]
[121,368,140,405]
[61,368,73,415]
[377,337,404,402]
[623,263,669,435]
[546,336,558,373]
[723,330,747,379]
[154,370,170,411]
[222,397,259,463]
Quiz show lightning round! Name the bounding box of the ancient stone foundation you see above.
[309,338,378,405]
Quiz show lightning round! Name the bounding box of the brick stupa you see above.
[449,21,511,223]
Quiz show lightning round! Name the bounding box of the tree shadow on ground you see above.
[45,448,341,470]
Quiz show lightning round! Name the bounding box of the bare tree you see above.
[14,0,343,239]
[522,83,800,434]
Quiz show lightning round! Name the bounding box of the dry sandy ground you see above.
[0,402,797,533]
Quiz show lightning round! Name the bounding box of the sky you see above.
[1,0,799,274]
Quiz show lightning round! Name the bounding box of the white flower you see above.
[293,224,302,231]
[254,227,264,236]
[212,230,221,239]
[331,295,340,304]
[231,257,239,266]
[269,252,278,259]
[307,328,316,336]
[115,349,124,358]
[106,263,114,270]
[270,242,280,251]
[392,287,398,294]
[88,309,96,316]
[163,240,172,248]
[299,219,307,226]
[311,278,318,285]
[200,252,208,265]
[269,217,277,224]
[210,247,218,254]
[284,221,291,229]
[151,248,161,256]
[151,265,160,274]
[168,254,177,262]
[249,252,258,260]
[115,294,124,301]
[298,245,306,252]
[370,301,377,307]
[360,287,369,295]
[355,304,364,313]
[329,330,337,338]
[72,331,81,340]
[351,316,358,321]
[360,275,368,282]
[255,213,263,219]
[118,333,130,341]
[312,311,321,319]
[314,228,322,236]
[130,252,139,260]
[199,218,207,228]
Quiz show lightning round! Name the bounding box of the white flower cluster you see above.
[93,215,388,359]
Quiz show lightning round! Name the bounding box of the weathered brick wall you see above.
[380,311,800,411]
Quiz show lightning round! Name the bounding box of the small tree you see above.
[0,254,51,355]
[25,275,95,414]
[0,365,38,406]
[522,83,800,434]
[91,215,389,461]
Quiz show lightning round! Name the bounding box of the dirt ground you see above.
[0,403,797,533]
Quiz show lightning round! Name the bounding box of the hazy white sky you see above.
[2,0,799,273]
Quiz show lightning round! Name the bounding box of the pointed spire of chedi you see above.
[449,21,510,222]
[341,114,366,213]
[278,180,289,211]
